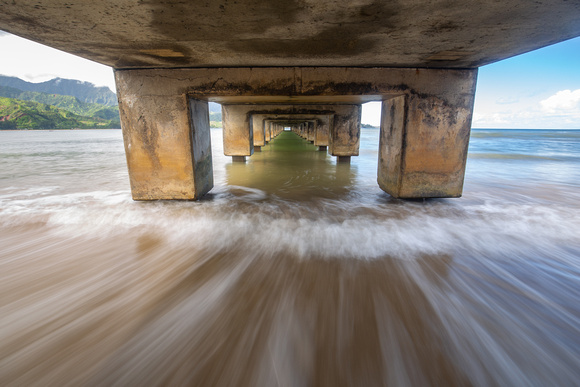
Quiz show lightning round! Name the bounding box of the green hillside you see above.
[0,86,120,122]
[0,75,118,106]
[209,110,222,127]
[0,97,120,129]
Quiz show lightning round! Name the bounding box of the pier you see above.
[1,0,579,199]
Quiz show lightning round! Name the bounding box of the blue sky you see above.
[473,36,580,129]
[1,31,579,129]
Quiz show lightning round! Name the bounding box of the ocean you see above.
[1,128,579,386]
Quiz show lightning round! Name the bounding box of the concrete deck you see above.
[0,1,579,69]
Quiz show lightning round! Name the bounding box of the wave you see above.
[1,186,579,263]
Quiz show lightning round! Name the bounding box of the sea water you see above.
[1,128,579,386]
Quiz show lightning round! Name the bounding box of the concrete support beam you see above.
[314,115,332,147]
[307,121,316,143]
[115,67,477,200]
[222,104,254,157]
[265,121,271,142]
[328,105,361,157]
[115,69,214,200]
[225,105,340,159]
[116,87,213,200]
[378,78,476,198]
[250,109,351,155]
[251,114,269,147]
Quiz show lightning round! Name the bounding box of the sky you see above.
[1,30,579,129]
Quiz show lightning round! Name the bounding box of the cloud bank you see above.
[540,89,580,113]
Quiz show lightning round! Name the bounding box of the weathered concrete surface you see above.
[377,74,477,198]
[222,105,254,157]
[113,67,477,199]
[116,76,213,200]
[378,96,406,197]
[307,121,316,143]
[224,105,335,156]
[328,105,361,157]
[258,114,332,146]
[224,103,363,158]
[250,107,361,157]
[315,115,332,147]
[114,67,474,105]
[1,1,579,69]
[250,114,275,147]
[190,99,214,196]
[265,121,272,142]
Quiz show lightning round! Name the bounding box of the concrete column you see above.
[314,115,332,148]
[222,104,253,158]
[328,105,361,157]
[307,120,316,143]
[377,82,475,198]
[264,120,271,143]
[114,66,477,200]
[250,113,269,148]
[115,72,213,200]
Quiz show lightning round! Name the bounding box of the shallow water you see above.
[1,128,580,386]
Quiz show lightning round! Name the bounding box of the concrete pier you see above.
[2,1,579,201]
[117,90,213,200]
[328,105,361,157]
[222,105,254,158]
[114,67,476,200]
[250,114,271,149]
[220,104,362,162]
[314,115,332,148]
[378,85,475,198]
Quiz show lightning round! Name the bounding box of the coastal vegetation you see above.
[0,75,117,106]
[0,97,120,129]
[0,76,120,129]
[209,109,222,128]
[0,76,228,129]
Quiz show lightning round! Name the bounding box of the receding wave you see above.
[2,129,580,386]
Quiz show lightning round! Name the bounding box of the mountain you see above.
[0,97,120,129]
[0,75,117,106]
[0,85,120,122]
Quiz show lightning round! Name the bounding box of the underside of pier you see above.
[1,0,579,199]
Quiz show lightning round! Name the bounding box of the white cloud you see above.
[361,101,382,126]
[540,89,580,113]
[0,32,116,92]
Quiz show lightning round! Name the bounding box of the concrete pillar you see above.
[328,105,361,157]
[314,115,332,147]
[378,84,475,198]
[307,120,316,143]
[251,113,269,147]
[264,120,271,143]
[222,104,253,157]
[115,66,476,200]
[116,73,213,200]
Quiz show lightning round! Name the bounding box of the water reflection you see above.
[226,132,357,200]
